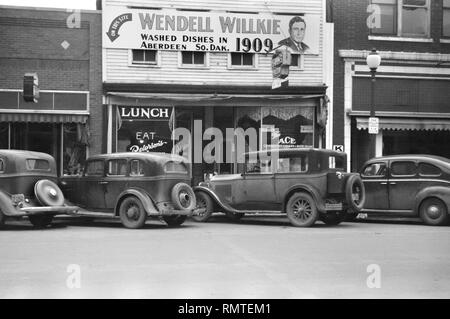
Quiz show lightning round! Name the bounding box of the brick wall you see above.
[331,0,450,145]
[0,6,103,155]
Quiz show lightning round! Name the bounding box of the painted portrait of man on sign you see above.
[278,16,310,54]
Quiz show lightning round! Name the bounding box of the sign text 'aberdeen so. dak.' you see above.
[103,7,320,54]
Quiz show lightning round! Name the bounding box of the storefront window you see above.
[0,123,8,149]
[63,123,87,176]
[117,106,174,154]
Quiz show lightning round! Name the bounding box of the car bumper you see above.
[12,206,79,217]
[159,207,206,216]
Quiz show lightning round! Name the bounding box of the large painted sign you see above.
[103,7,320,54]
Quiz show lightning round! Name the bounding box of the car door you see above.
[361,161,389,210]
[240,157,278,210]
[388,160,420,213]
[104,158,129,210]
[83,159,107,210]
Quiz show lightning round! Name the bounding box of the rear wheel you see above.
[192,191,213,222]
[286,193,318,227]
[119,197,147,229]
[419,198,449,226]
[29,215,53,228]
[321,212,345,226]
[163,215,187,227]
[0,208,5,228]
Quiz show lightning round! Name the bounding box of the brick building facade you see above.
[0,5,102,175]
[330,0,450,171]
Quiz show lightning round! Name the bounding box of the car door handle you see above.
[98,181,109,185]
[390,182,397,185]
[380,182,388,185]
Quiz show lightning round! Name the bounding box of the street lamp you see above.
[366,49,381,159]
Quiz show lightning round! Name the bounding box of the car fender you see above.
[193,186,226,211]
[0,190,19,217]
[282,184,326,213]
[114,188,158,216]
[414,186,450,216]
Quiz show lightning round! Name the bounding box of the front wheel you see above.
[419,198,449,226]
[163,215,187,227]
[0,208,5,228]
[29,215,53,228]
[119,197,147,229]
[286,193,318,227]
[192,191,213,222]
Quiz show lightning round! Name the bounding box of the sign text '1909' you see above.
[236,37,274,53]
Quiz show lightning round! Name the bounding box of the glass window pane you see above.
[444,10,450,37]
[371,4,397,35]
[242,53,253,65]
[0,159,4,173]
[86,160,104,176]
[445,0,450,7]
[182,52,192,64]
[132,50,144,62]
[291,54,300,67]
[402,7,427,36]
[0,124,8,149]
[130,160,145,176]
[231,53,241,65]
[193,52,205,64]
[362,163,387,177]
[26,159,50,171]
[418,163,441,176]
[403,0,426,6]
[108,159,127,176]
[144,50,156,62]
[391,161,417,176]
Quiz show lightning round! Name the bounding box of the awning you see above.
[0,113,88,124]
[356,117,450,131]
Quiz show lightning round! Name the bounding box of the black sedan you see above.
[360,155,450,226]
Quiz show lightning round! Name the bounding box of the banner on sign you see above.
[103,7,320,54]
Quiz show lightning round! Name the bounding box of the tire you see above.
[345,175,365,212]
[163,215,187,227]
[34,179,65,206]
[419,197,449,226]
[321,212,345,226]
[171,183,196,211]
[225,212,245,222]
[119,197,147,229]
[192,191,213,222]
[286,192,319,227]
[29,215,53,228]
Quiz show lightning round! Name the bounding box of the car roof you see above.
[87,152,187,163]
[366,154,450,168]
[0,149,55,161]
[244,148,344,158]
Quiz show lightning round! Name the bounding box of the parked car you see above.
[59,152,199,229]
[0,150,78,228]
[193,148,365,227]
[359,155,450,226]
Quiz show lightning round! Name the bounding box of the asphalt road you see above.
[0,215,449,299]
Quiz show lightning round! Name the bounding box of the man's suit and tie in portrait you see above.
[278,16,310,54]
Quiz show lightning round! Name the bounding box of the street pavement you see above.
[0,215,449,299]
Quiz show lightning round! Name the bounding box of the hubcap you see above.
[179,192,191,208]
[126,205,139,220]
[49,188,57,197]
[292,199,312,221]
[427,205,441,219]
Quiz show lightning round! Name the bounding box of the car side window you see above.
[391,161,417,177]
[418,163,441,177]
[130,160,145,176]
[85,160,105,176]
[362,163,387,177]
[277,156,308,173]
[246,159,272,174]
[26,159,50,171]
[0,159,4,173]
[108,159,128,176]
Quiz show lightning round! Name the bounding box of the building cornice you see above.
[339,50,450,63]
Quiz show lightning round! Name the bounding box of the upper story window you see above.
[370,0,430,38]
[229,52,256,69]
[180,51,207,67]
[444,0,450,37]
[131,49,158,65]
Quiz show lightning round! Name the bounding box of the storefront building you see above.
[102,0,333,184]
[0,5,102,175]
[332,0,450,171]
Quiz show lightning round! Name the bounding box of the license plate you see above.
[325,203,343,211]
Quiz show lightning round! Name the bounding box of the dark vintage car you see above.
[193,148,366,227]
[0,150,78,228]
[360,155,450,226]
[59,152,199,229]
